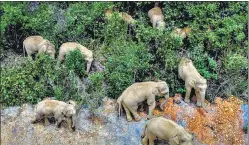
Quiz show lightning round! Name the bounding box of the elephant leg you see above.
[55,112,64,128]
[122,102,133,122]
[201,92,206,108]
[147,102,156,119]
[195,89,202,107]
[86,59,93,73]
[26,50,33,59]
[57,54,64,63]
[55,117,63,128]
[184,86,192,103]
[31,114,42,124]
[148,135,156,145]
[44,117,50,126]
[129,105,141,122]
[152,20,156,28]
[142,135,148,145]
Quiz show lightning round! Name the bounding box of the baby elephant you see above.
[178,57,207,107]
[117,81,169,122]
[32,99,77,131]
[142,117,194,145]
[23,36,55,59]
[58,42,93,73]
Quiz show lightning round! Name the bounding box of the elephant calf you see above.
[58,42,93,73]
[178,57,207,107]
[32,99,76,131]
[23,35,55,59]
[117,81,169,122]
[142,117,193,145]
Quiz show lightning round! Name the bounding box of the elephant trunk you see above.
[51,54,55,59]
[199,90,206,107]
[160,94,169,110]
[72,114,76,128]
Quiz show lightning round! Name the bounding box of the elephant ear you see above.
[39,42,48,52]
[62,106,73,118]
[62,107,68,117]
[195,80,207,91]
[152,88,159,95]
[187,78,195,88]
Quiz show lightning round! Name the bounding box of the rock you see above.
[1,96,248,145]
[91,60,105,72]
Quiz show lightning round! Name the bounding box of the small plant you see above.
[177,88,186,93]
[225,53,248,72]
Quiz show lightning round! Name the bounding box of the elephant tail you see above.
[23,43,26,57]
[117,96,122,117]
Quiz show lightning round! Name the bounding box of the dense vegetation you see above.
[0,2,248,107]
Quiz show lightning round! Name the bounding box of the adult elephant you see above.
[117,80,169,122]
[58,42,93,73]
[23,36,55,59]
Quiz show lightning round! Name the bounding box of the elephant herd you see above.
[25,3,208,145]
[30,56,205,145]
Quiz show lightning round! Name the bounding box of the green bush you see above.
[1,54,57,106]
[105,40,152,98]
[65,49,86,77]
[224,53,248,72]
[0,53,86,106]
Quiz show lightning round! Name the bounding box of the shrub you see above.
[105,40,152,98]
[65,49,86,77]
[0,54,57,106]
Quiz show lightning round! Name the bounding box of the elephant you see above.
[148,2,166,30]
[58,42,93,73]
[104,8,135,24]
[142,117,194,145]
[23,36,55,59]
[178,57,207,107]
[32,99,77,132]
[171,27,191,39]
[117,81,169,122]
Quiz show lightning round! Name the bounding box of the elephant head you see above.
[195,79,207,107]
[62,101,76,121]
[39,40,56,59]
[152,81,169,110]
[62,103,76,117]
[170,128,194,145]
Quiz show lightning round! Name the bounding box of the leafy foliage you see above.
[1,54,56,106]
[65,49,86,77]
[104,40,152,98]
[0,2,248,106]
